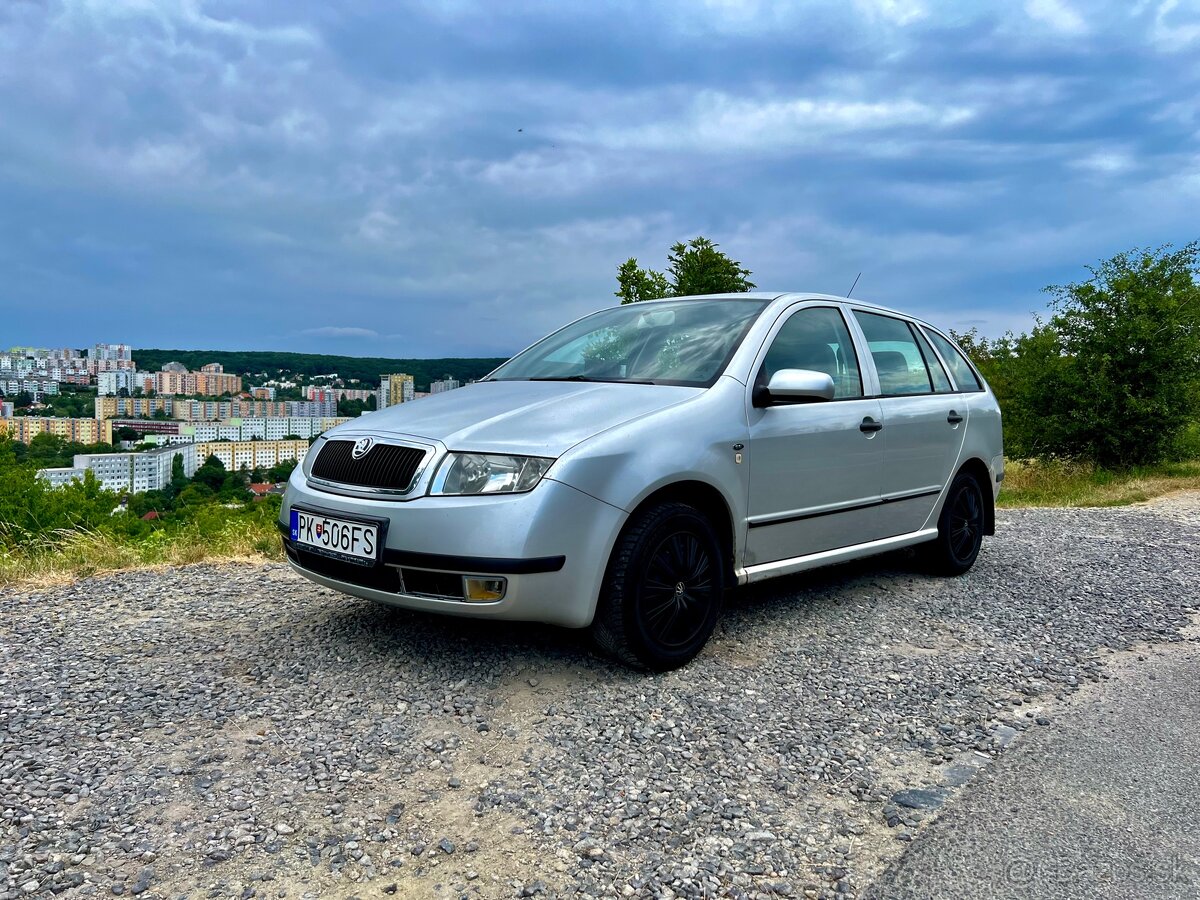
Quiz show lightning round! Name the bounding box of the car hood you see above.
[338,380,702,457]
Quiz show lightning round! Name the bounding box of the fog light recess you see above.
[463,577,507,602]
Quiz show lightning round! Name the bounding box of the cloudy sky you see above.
[1,0,1198,357]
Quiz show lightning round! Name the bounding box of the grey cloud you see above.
[0,0,1197,356]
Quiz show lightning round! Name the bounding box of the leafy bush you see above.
[956,242,1200,467]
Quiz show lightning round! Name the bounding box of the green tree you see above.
[267,459,298,482]
[954,243,1200,466]
[168,454,189,499]
[193,454,228,493]
[615,237,755,304]
[1044,242,1200,466]
[13,390,33,409]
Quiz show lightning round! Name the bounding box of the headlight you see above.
[430,453,553,495]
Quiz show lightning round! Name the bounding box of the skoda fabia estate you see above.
[281,293,1003,670]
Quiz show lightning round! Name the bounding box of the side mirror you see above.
[756,368,836,406]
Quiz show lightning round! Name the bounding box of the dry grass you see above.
[0,515,283,589]
[998,458,1200,508]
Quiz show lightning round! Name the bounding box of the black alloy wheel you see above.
[592,501,726,671]
[925,471,986,575]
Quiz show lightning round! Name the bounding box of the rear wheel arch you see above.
[954,457,995,536]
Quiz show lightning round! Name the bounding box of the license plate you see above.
[290,509,380,566]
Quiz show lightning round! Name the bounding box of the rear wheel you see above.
[924,471,985,575]
[592,502,725,671]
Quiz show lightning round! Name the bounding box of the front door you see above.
[744,305,886,567]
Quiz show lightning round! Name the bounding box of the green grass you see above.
[998,458,1200,508]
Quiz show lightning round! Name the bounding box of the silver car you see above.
[280,293,1003,670]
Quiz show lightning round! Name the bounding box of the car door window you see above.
[761,307,862,399]
[853,311,935,396]
[923,328,984,391]
[912,326,954,393]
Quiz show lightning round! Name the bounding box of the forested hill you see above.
[133,350,510,389]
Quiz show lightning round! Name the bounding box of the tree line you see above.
[131,351,508,391]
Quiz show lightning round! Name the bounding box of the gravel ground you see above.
[2,496,1198,900]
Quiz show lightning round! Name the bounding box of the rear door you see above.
[744,304,886,566]
[849,309,967,537]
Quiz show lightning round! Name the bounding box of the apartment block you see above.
[380,373,414,408]
[250,386,276,400]
[95,396,174,420]
[91,343,133,362]
[39,444,198,493]
[151,362,242,396]
[97,369,153,396]
[430,375,462,394]
[3,417,113,444]
[0,377,62,398]
[195,439,309,472]
[179,417,348,442]
[306,386,375,403]
[109,418,182,436]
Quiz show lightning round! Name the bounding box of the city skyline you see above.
[3,2,1198,355]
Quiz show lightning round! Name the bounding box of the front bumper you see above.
[279,474,627,628]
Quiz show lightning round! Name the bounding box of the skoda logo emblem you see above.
[351,437,374,460]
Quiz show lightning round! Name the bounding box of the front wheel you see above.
[924,471,986,575]
[591,502,725,671]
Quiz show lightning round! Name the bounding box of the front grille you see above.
[311,439,426,492]
[400,568,465,600]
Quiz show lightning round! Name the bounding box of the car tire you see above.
[923,470,986,576]
[592,502,726,671]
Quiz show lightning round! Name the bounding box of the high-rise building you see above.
[381,373,415,408]
[430,375,461,394]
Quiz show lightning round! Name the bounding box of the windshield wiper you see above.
[527,375,656,385]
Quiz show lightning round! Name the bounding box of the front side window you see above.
[760,306,863,399]
[853,311,935,396]
[487,298,768,387]
[923,328,984,392]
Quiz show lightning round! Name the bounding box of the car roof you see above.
[653,291,921,324]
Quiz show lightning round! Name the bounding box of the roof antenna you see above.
[846,272,861,298]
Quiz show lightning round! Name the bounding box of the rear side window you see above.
[853,311,935,396]
[913,326,954,393]
[923,328,984,391]
[762,307,863,399]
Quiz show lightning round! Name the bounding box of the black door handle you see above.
[859,417,883,433]
[947,411,964,424]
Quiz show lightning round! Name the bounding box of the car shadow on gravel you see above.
[301,549,922,675]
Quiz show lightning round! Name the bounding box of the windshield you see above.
[487,298,769,387]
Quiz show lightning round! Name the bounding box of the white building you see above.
[177,416,346,442]
[97,369,151,396]
[38,467,87,488]
[430,375,461,394]
[42,445,199,493]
